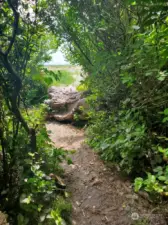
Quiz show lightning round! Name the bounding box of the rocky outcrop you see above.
[45,86,88,122]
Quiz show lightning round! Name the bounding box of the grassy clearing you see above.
[45,65,82,86]
[52,70,75,86]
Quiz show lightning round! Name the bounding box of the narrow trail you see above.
[46,122,166,225]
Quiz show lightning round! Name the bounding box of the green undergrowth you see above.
[0,105,72,224]
[20,106,72,225]
[56,0,168,201]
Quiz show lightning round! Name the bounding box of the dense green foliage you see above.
[43,0,168,197]
[0,1,70,224]
[1,0,168,223]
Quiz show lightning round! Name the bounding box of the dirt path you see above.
[46,122,167,225]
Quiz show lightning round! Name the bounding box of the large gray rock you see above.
[45,86,88,121]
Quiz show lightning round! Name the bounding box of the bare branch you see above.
[5,0,19,56]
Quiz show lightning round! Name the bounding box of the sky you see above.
[45,50,70,65]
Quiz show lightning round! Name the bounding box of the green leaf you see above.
[158,146,165,153]
[134,177,143,192]
[132,25,140,30]
[20,195,32,204]
[40,215,46,222]
[44,77,53,85]
[162,117,168,123]
[147,173,156,183]
[153,166,163,173]
[131,1,136,5]
[158,176,166,181]
[164,108,168,115]
[28,152,35,157]
[100,143,110,150]
[153,184,164,193]
[67,158,73,165]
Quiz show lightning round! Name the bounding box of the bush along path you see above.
[46,122,167,225]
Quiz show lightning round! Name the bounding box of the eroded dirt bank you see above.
[46,122,167,225]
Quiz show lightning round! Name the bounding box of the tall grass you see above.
[52,70,75,86]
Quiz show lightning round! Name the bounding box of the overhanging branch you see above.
[6,0,19,56]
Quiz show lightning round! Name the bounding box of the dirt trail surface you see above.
[46,122,167,225]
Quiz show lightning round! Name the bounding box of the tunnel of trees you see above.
[1,0,168,224]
